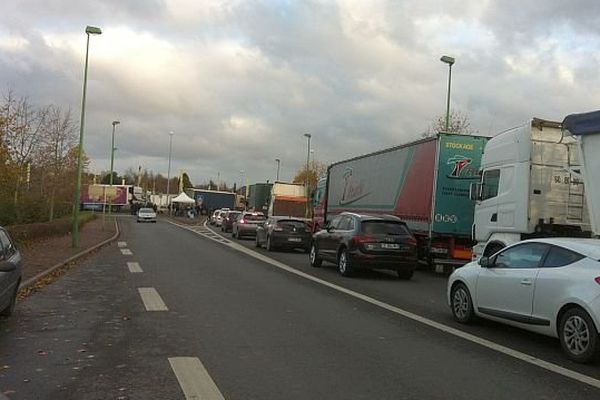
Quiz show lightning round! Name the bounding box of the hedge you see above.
[5,212,98,247]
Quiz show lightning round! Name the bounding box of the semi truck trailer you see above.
[317,133,489,269]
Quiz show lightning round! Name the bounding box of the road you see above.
[0,216,599,399]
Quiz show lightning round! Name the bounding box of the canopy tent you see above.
[171,192,195,203]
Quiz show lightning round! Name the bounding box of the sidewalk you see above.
[19,217,117,282]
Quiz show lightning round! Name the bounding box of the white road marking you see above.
[138,287,168,311]
[127,262,143,273]
[118,241,127,247]
[168,219,600,391]
[169,357,226,400]
[120,248,133,255]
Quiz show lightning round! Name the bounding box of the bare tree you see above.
[422,110,475,138]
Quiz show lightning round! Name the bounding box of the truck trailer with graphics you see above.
[317,133,489,269]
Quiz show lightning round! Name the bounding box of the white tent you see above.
[171,192,195,204]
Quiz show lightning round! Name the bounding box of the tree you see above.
[293,160,327,191]
[422,110,475,138]
[101,172,122,185]
[181,172,193,190]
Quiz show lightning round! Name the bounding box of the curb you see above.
[19,218,121,291]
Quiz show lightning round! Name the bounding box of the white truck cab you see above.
[472,118,591,258]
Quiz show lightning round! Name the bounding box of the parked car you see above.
[232,212,266,239]
[221,211,241,233]
[309,213,417,279]
[448,238,600,363]
[255,217,311,252]
[0,228,22,318]
[137,207,157,223]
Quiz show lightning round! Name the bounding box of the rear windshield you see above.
[244,214,266,221]
[361,221,411,236]
[139,208,154,213]
[278,220,306,228]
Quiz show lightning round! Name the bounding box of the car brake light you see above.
[273,224,283,232]
[239,219,246,224]
[353,235,374,246]
[595,277,600,285]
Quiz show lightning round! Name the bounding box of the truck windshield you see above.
[361,221,411,236]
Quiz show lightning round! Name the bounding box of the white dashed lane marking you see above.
[120,248,133,255]
[118,241,127,247]
[169,357,226,400]
[127,262,143,273]
[138,287,168,311]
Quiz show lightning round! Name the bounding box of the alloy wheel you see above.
[564,315,591,356]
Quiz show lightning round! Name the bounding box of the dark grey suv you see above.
[309,213,418,279]
[0,228,22,317]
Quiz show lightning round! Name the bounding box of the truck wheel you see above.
[559,307,600,363]
[310,243,322,268]
[451,283,475,323]
[397,269,413,280]
[338,248,354,277]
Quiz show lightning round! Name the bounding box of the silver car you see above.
[232,212,266,239]
[0,228,22,317]
[137,207,157,223]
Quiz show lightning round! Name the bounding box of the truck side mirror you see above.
[469,183,482,201]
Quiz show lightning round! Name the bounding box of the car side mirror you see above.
[479,256,491,268]
[326,225,334,232]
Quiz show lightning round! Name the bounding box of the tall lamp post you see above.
[72,25,102,248]
[107,120,120,221]
[303,133,311,218]
[166,131,174,214]
[440,55,455,133]
[275,158,281,181]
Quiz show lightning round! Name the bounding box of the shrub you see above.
[5,212,98,247]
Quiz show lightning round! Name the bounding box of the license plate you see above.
[381,243,400,249]
[288,237,302,242]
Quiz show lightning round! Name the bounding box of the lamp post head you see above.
[304,133,311,139]
[112,120,120,126]
[169,131,174,136]
[440,55,455,65]
[85,26,102,35]
[275,158,280,163]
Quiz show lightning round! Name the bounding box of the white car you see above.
[137,207,157,223]
[448,238,600,363]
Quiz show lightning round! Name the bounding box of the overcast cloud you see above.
[2,0,600,187]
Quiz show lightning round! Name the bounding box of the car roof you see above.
[339,212,404,223]
[270,216,308,221]
[521,238,600,260]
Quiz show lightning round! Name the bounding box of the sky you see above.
[2,0,600,188]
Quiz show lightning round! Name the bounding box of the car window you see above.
[0,230,14,257]
[139,208,154,213]
[481,169,500,201]
[244,214,266,221]
[329,215,342,229]
[493,243,549,269]
[542,246,585,268]
[337,216,354,231]
[361,221,411,236]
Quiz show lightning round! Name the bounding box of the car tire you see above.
[337,248,354,277]
[255,235,261,248]
[397,269,414,280]
[559,307,600,363]
[0,283,19,317]
[266,236,274,252]
[451,282,475,324]
[309,243,322,268]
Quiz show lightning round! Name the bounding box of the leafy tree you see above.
[293,160,327,191]
[182,172,193,190]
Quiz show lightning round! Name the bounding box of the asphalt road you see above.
[0,216,599,399]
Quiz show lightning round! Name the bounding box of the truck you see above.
[471,117,595,258]
[81,184,129,211]
[317,133,489,269]
[247,183,273,212]
[267,182,309,218]
[186,189,236,214]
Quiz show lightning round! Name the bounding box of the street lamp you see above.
[72,25,102,248]
[275,158,281,181]
[107,120,120,221]
[166,131,174,213]
[440,55,455,133]
[303,133,311,217]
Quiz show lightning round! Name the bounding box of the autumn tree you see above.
[293,160,327,191]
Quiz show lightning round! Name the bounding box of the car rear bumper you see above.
[238,225,259,236]
[348,250,417,271]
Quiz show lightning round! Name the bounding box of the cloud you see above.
[2,0,600,187]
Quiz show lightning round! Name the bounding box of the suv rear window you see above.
[361,221,411,236]
[244,214,266,221]
[278,220,305,228]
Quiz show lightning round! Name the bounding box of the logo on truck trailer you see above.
[447,155,472,178]
[339,167,371,206]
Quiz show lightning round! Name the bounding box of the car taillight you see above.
[353,235,374,246]
[273,224,283,232]
[239,219,246,224]
[407,236,417,246]
[594,277,600,285]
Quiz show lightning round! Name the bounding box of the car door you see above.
[0,229,18,309]
[319,215,343,261]
[258,218,270,244]
[476,242,549,323]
